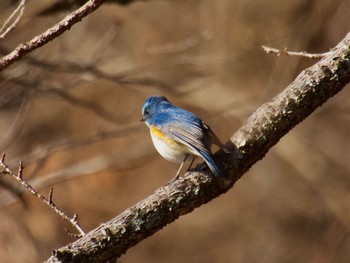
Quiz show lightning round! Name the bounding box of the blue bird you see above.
[141,96,225,181]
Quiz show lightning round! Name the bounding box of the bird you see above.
[141,95,225,181]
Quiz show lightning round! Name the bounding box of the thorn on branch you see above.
[1,153,5,162]
[73,214,78,223]
[48,187,54,205]
[17,161,24,179]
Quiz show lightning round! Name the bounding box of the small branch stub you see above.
[48,187,54,205]
[17,161,24,179]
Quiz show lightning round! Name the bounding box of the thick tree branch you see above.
[0,0,105,71]
[46,32,350,262]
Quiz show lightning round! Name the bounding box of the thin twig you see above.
[0,0,105,71]
[0,0,26,40]
[262,45,330,59]
[0,153,86,237]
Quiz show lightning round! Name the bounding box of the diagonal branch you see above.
[46,32,350,262]
[0,0,105,71]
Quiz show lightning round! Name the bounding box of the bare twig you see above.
[0,0,26,40]
[0,0,105,71]
[0,153,86,237]
[262,45,331,59]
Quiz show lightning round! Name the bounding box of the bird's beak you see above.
[140,117,145,122]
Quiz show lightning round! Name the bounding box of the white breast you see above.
[151,131,191,163]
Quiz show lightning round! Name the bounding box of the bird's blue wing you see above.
[153,111,224,177]
[154,112,208,154]
[167,119,224,177]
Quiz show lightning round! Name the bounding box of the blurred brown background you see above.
[0,0,349,262]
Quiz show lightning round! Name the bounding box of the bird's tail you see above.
[201,152,224,177]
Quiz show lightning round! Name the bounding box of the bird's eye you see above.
[143,109,149,116]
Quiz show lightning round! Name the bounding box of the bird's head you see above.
[141,96,169,127]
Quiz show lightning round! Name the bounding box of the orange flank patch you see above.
[151,124,168,139]
[150,124,193,160]
[151,124,177,145]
